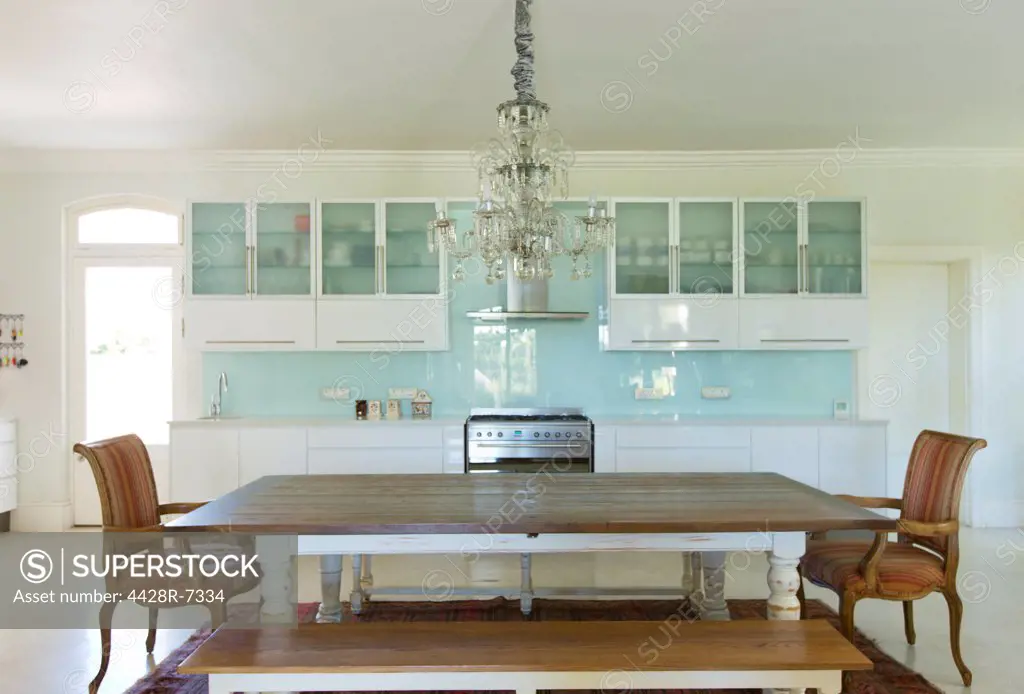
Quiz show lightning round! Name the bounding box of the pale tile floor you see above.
[1,528,1021,694]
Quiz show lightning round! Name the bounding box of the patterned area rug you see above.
[125,598,941,694]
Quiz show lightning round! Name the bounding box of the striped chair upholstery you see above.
[900,432,978,555]
[802,539,946,597]
[74,434,160,529]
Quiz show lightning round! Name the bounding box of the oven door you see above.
[465,440,593,473]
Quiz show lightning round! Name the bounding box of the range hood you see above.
[465,275,588,321]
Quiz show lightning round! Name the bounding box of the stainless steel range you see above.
[464,407,594,474]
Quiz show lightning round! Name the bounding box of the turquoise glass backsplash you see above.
[202,255,853,418]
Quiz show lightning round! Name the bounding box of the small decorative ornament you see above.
[411,390,433,420]
[386,399,402,420]
[355,400,368,420]
[367,400,382,420]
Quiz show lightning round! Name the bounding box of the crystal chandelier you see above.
[427,0,614,284]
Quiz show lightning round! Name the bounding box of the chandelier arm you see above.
[511,0,537,102]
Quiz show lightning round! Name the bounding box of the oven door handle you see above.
[470,442,588,448]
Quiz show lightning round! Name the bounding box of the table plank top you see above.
[165,473,896,534]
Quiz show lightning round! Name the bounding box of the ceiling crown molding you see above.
[4,148,1024,173]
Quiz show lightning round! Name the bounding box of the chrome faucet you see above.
[209,372,229,417]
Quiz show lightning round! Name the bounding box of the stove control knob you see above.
[487,432,492,437]
[555,432,561,438]
[497,432,503,438]
[534,432,540,438]
[576,432,583,438]
[566,432,572,438]
[476,432,482,437]
[544,432,551,438]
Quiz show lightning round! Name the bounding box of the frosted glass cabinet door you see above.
[806,201,864,295]
[190,203,248,296]
[384,202,440,295]
[254,202,312,296]
[321,202,378,295]
[678,201,735,296]
[742,200,800,295]
[613,201,671,295]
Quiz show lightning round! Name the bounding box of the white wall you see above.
[1,151,1021,529]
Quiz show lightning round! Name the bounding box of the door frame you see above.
[64,196,186,525]
[860,245,984,525]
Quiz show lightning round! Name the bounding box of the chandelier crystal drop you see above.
[427,0,614,284]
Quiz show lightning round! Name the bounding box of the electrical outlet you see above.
[701,386,731,400]
[320,387,351,401]
[388,387,418,399]
[634,387,663,400]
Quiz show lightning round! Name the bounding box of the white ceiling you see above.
[1,0,1021,150]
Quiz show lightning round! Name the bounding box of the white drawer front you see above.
[317,299,447,351]
[738,298,868,349]
[616,448,751,473]
[606,298,738,350]
[308,448,443,475]
[307,426,443,449]
[615,426,750,449]
[442,426,465,474]
[0,442,15,477]
[0,420,15,443]
[186,299,316,351]
[0,477,17,513]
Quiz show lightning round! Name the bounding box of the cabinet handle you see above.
[376,245,384,295]
[335,340,426,344]
[250,245,257,295]
[797,244,805,294]
[205,340,297,345]
[760,338,850,343]
[631,339,721,343]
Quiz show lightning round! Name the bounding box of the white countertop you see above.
[171,415,885,427]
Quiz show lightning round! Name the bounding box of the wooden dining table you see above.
[167,472,895,694]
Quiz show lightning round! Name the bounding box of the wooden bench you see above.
[180,619,871,694]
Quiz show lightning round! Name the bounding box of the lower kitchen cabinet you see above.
[605,298,738,350]
[170,427,239,502]
[738,297,869,350]
[818,425,887,498]
[615,425,751,473]
[307,425,444,474]
[750,426,818,488]
[238,428,307,485]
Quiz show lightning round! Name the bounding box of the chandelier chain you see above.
[511,0,537,101]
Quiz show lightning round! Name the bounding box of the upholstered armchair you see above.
[74,434,260,694]
[798,430,986,686]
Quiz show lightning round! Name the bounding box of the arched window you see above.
[77,207,180,245]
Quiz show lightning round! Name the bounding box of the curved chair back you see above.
[74,434,161,530]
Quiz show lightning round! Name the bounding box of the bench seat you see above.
[181,619,871,694]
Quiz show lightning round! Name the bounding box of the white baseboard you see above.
[11,502,73,532]
[969,500,1024,528]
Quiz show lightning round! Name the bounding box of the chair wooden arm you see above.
[158,502,208,517]
[898,518,959,537]
[836,495,903,510]
[858,531,889,592]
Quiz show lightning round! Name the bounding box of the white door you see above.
[69,204,185,525]
[859,263,950,497]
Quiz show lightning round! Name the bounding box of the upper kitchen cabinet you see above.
[185,201,316,351]
[805,200,865,296]
[187,201,315,298]
[740,199,801,296]
[188,202,248,296]
[676,199,737,297]
[610,199,672,295]
[316,199,448,352]
[740,198,866,298]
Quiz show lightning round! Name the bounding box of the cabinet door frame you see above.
[674,197,739,298]
[317,198,382,300]
[608,197,676,298]
[380,197,447,298]
[185,199,253,301]
[805,197,868,299]
[250,199,317,300]
[738,197,805,299]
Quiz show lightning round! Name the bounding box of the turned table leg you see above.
[360,555,374,600]
[699,551,729,621]
[257,535,296,625]
[317,555,343,623]
[520,553,534,615]
[765,532,807,694]
[350,554,365,614]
